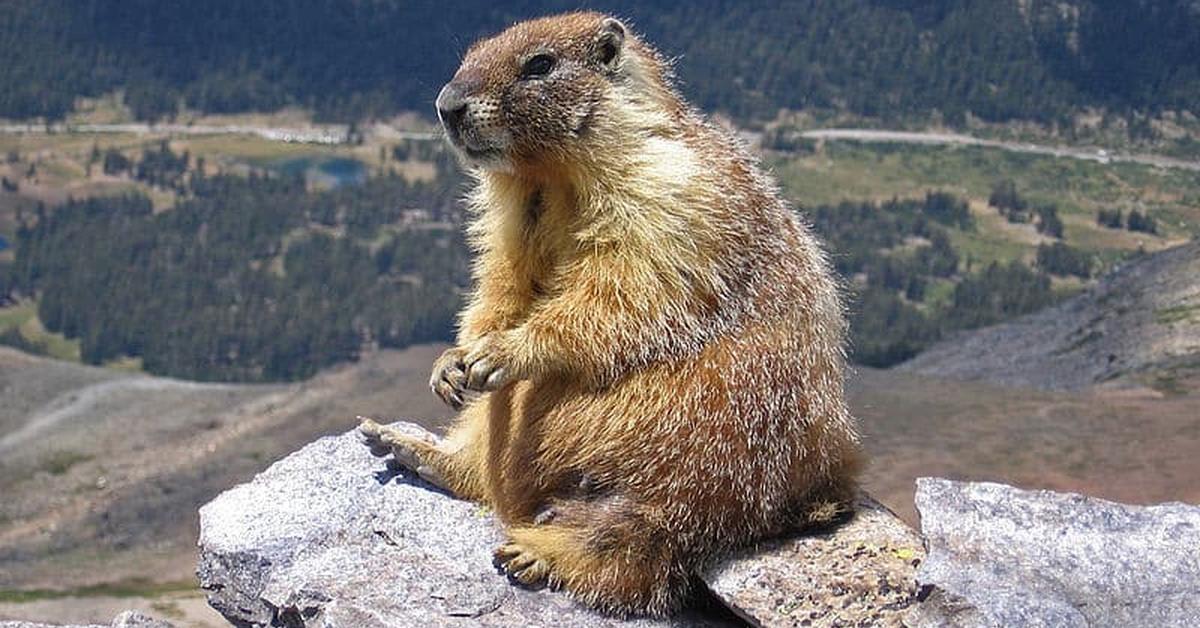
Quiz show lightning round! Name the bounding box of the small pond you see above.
[270,156,367,188]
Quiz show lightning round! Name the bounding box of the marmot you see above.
[360,12,862,617]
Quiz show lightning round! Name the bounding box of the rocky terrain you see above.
[910,478,1200,627]
[195,423,923,627]
[0,610,173,628]
[10,460,1200,627]
[3,341,1198,624]
[193,428,1200,627]
[901,241,1200,391]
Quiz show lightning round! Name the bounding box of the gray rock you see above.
[108,611,173,628]
[704,496,924,627]
[198,422,923,627]
[197,424,726,627]
[0,611,172,628]
[908,478,1200,628]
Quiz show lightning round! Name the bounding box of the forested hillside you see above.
[7,145,469,381]
[4,149,1072,380]
[1,0,1197,124]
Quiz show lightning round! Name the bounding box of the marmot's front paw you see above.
[462,334,517,391]
[430,346,469,409]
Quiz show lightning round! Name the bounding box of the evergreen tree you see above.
[1127,210,1158,234]
[1035,204,1064,239]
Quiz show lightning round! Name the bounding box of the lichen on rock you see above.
[704,496,924,627]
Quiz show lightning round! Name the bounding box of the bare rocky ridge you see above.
[0,344,453,590]
[900,241,1200,390]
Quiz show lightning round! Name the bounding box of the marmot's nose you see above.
[436,83,469,130]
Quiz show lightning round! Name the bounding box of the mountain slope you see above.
[0,344,453,589]
[899,241,1200,390]
[4,342,1197,596]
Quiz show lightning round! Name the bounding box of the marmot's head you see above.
[436,12,679,172]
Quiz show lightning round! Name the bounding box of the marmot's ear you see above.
[596,17,626,70]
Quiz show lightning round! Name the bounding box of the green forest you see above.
[7,145,470,381]
[1,0,1197,125]
[4,139,1078,378]
[1,0,1191,381]
[808,192,1065,366]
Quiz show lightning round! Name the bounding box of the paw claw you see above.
[492,546,518,571]
[465,357,492,390]
[430,347,469,409]
[493,543,550,589]
[483,367,510,391]
[460,334,518,392]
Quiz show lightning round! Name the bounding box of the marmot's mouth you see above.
[443,126,501,161]
[450,137,503,163]
[462,144,500,160]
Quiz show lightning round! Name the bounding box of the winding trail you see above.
[3,122,1198,172]
[799,128,1200,172]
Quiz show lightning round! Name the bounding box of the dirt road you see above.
[800,128,1200,172]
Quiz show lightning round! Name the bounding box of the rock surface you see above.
[198,424,721,627]
[0,610,174,628]
[704,496,923,627]
[909,477,1200,628]
[198,422,922,627]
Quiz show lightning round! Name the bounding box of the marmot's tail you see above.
[788,449,864,530]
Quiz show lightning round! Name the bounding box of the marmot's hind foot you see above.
[494,542,555,590]
[357,417,449,490]
[502,516,691,618]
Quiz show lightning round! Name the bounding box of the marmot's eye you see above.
[520,54,556,79]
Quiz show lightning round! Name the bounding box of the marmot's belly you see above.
[494,331,822,524]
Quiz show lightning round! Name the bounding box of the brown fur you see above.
[372,12,863,617]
